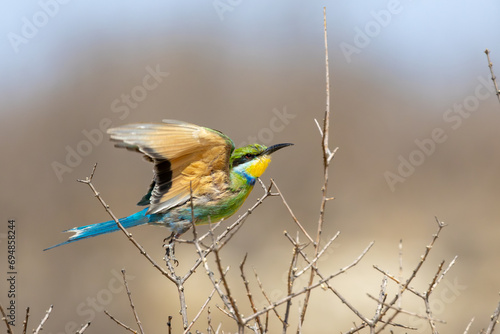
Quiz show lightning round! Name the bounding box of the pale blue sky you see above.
[2,1,499,107]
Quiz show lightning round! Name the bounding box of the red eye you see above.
[245,154,253,159]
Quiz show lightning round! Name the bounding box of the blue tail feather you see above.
[44,208,149,251]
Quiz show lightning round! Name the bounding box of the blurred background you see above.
[2,1,500,332]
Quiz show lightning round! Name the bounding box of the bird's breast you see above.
[245,155,271,178]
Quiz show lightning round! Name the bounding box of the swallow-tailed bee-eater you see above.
[45,120,292,250]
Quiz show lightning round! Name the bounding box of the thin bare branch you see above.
[314,118,323,137]
[372,265,422,299]
[434,255,458,288]
[213,246,243,329]
[425,298,439,334]
[76,322,91,333]
[165,182,198,330]
[242,269,342,324]
[121,269,144,334]
[283,237,301,332]
[239,254,264,333]
[23,307,30,334]
[215,304,234,320]
[167,315,173,334]
[182,180,275,283]
[485,49,500,103]
[192,221,223,244]
[397,239,404,310]
[372,276,388,325]
[426,260,445,297]
[0,304,14,334]
[285,232,374,325]
[293,231,340,277]
[33,305,53,334]
[485,300,500,334]
[78,164,176,284]
[344,323,368,334]
[271,179,314,244]
[298,8,338,329]
[183,287,217,334]
[104,310,137,333]
[193,228,234,317]
[253,267,285,324]
[285,232,374,280]
[374,218,447,333]
[321,6,331,162]
[463,317,474,334]
[366,293,446,324]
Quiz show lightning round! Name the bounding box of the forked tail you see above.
[44,208,149,250]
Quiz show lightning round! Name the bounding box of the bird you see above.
[45,119,292,251]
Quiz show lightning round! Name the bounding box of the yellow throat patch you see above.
[245,155,271,178]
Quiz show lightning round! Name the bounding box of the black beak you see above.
[261,143,294,156]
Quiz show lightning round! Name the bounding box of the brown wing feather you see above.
[107,120,234,214]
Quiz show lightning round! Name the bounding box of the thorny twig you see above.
[104,310,137,334]
[78,163,177,284]
[183,288,217,334]
[373,218,449,333]
[485,49,500,103]
[298,7,339,331]
[33,305,53,334]
[0,304,13,334]
[121,269,145,334]
[284,234,301,332]
[253,267,285,324]
[22,307,29,334]
[366,293,445,324]
[167,315,173,334]
[464,317,475,334]
[76,322,91,334]
[485,300,500,334]
[213,245,244,331]
[286,232,375,327]
[371,276,388,328]
[242,270,345,324]
[181,179,277,282]
[270,179,314,244]
[240,254,264,333]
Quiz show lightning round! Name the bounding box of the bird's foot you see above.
[163,232,179,266]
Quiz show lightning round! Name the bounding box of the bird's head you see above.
[230,143,293,181]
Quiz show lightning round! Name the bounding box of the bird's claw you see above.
[164,243,178,266]
[163,232,179,266]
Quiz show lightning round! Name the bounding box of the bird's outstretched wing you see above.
[107,120,235,214]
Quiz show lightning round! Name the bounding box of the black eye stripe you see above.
[232,154,255,167]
